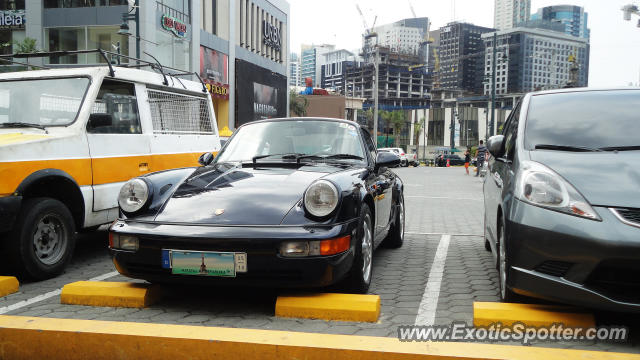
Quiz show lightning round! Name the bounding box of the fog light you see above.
[109,233,138,251]
[280,241,309,257]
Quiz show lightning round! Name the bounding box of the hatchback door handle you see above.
[493,172,503,188]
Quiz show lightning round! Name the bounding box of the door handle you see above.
[493,172,503,188]
[139,162,149,172]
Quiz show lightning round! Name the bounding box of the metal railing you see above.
[156,2,190,24]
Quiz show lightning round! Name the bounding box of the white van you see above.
[0,66,221,279]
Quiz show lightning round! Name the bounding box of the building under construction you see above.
[344,46,432,111]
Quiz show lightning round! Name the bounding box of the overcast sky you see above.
[288,0,640,87]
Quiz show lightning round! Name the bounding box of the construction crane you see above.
[356,4,370,35]
[408,0,417,18]
[356,3,378,63]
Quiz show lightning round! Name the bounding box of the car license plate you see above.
[163,250,247,277]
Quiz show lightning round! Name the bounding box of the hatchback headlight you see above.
[118,178,150,214]
[514,161,600,220]
[304,180,339,217]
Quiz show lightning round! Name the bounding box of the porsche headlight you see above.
[514,161,600,220]
[304,180,339,217]
[118,178,150,214]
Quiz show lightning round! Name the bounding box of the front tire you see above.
[5,198,76,280]
[497,217,520,302]
[342,204,373,294]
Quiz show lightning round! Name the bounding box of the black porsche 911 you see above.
[109,118,405,293]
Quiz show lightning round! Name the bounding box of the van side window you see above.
[147,88,214,135]
[503,102,521,160]
[88,80,141,134]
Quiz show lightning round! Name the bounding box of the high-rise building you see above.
[436,22,495,94]
[300,44,335,87]
[531,5,590,39]
[320,49,360,93]
[367,17,430,55]
[289,53,301,86]
[494,0,531,30]
[482,27,589,95]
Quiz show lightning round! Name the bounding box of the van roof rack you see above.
[0,49,208,93]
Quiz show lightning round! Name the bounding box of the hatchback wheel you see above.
[497,217,519,302]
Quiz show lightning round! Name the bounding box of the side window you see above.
[503,102,521,160]
[360,128,376,162]
[147,88,214,135]
[88,80,141,134]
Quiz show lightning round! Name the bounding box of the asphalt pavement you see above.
[1,166,638,353]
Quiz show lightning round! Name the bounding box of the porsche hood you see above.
[153,163,334,225]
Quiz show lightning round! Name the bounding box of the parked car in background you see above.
[435,154,465,167]
[0,64,221,280]
[484,88,640,313]
[379,147,408,167]
[406,152,419,167]
[110,118,405,294]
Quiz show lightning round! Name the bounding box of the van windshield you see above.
[0,77,90,127]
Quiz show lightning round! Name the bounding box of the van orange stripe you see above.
[0,152,215,196]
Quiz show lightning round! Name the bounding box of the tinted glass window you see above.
[503,102,521,159]
[525,91,640,150]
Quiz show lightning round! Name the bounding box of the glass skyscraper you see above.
[531,5,590,39]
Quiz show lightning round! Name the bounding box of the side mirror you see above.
[375,151,400,172]
[198,152,214,166]
[487,135,505,158]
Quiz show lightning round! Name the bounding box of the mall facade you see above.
[7,0,289,134]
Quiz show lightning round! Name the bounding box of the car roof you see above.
[528,87,640,97]
[236,117,362,130]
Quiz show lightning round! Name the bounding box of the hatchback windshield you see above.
[216,120,365,163]
[525,90,640,150]
[0,77,90,127]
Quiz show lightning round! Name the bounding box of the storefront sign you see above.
[200,46,229,100]
[262,20,281,51]
[0,10,25,29]
[161,14,187,37]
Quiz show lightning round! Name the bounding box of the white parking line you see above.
[0,271,119,315]
[414,234,451,326]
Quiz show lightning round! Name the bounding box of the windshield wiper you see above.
[534,144,603,152]
[252,153,305,164]
[599,145,640,151]
[297,153,364,164]
[0,122,47,132]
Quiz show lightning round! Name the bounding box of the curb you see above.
[473,302,596,328]
[60,281,162,308]
[276,293,380,322]
[0,315,636,360]
[0,276,19,297]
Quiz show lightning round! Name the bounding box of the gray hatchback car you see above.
[483,88,640,312]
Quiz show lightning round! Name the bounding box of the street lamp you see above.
[118,0,140,62]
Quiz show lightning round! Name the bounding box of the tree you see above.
[13,37,38,54]
[413,117,425,154]
[390,111,406,147]
[363,108,374,131]
[289,90,309,117]
[379,110,392,147]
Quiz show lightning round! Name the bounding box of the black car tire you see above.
[342,204,373,294]
[5,198,76,280]
[497,217,521,303]
[382,195,404,248]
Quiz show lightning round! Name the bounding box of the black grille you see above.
[614,208,640,226]
[535,261,573,277]
[585,260,640,303]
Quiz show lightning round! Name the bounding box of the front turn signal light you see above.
[320,235,351,256]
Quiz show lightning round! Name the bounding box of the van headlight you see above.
[514,161,600,220]
[304,180,339,217]
[118,178,151,214]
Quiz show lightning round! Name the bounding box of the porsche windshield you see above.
[0,77,90,127]
[216,120,366,163]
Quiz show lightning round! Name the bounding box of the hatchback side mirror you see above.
[487,135,504,158]
[198,152,214,166]
[375,151,400,172]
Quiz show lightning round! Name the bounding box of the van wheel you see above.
[6,198,76,280]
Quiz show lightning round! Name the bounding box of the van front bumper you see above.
[0,195,21,233]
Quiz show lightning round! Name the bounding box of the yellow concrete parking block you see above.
[60,281,162,308]
[276,293,380,322]
[0,315,637,360]
[474,302,596,328]
[0,276,19,297]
